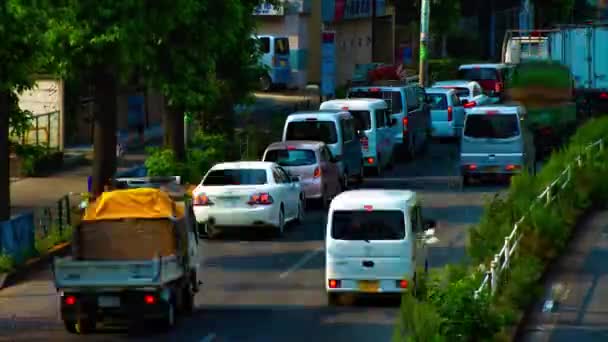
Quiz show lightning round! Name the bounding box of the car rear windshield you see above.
[285,121,338,144]
[203,169,268,186]
[458,68,499,81]
[264,149,317,166]
[274,38,289,54]
[464,114,520,139]
[331,210,405,240]
[348,90,403,114]
[348,110,372,131]
[427,94,448,110]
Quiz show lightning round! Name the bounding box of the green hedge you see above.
[394,116,608,341]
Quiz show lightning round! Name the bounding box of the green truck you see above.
[505,61,578,160]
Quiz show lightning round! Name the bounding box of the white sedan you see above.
[192,161,305,238]
[431,80,491,111]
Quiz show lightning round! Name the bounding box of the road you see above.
[0,141,505,342]
[519,210,608,342]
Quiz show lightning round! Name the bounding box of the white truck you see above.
[502,24,608,114]
[52,177,201,334]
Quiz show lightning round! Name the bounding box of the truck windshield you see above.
[285,121,338,144]
[264,149,317,166]
[203,169,268,185]
[331,210,405,240]
[464,114,520,139]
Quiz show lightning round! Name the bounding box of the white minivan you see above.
[325,189,438,305]
[283,111,364,189]
[320,99,396,175]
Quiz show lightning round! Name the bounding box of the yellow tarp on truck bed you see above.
[83,188,185,221]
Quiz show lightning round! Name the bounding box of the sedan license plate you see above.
[221,197,240,207]
[485,166,501,173]
[358,280,379,293]
[98,296,120,308]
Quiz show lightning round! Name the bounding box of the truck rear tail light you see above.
[313,167,321,178]
[248,192,274,205]
[463,101,477,108]
[193,193,213,206]
[397,279,409,289]
[64,295,76,305]
[144,294,156,305]
[367,157,375,164]
[328,279,341,288]
[447,106,453,121]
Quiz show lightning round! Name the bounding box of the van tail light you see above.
[328,279,341,288]
[193,193,213,206]
[463,101,477,108]
[144,294,156,305]
[402,117,409,132]
[248,192,274,205]
[447,106,453,121]
[467,164,477,170]
[505,164,521,171]
[397,279,409,289]
[360,136,369,151]
[495,82,503,93]
[64,295,77,305]
[313,167,321,178]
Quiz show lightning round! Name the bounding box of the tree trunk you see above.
[163,106,185,161]
[0,90,10,221]
[441,34,448,58]
[91,70,118,197]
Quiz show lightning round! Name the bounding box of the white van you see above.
[320,99,396,175]
[325,189,438,305]
[283,111,364,188]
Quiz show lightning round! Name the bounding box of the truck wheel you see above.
[63,320,77,334]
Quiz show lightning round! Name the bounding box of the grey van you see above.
[460,106,535,184]
[347,84,431,159]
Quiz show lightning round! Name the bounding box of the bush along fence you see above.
[0,192,84,275]
[394,116,608,341]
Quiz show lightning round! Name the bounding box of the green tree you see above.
[430,0,461,57]
[0,1,53,220]
[533,0,576,26]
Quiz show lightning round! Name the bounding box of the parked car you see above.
[425,88,466,139]
[460,106,536,185]
[431,80,491,111]
[320,98,396,175]
[254,34,291,91]
[192,161,305,238]
[347,84,432,160]
[262,141,341,208]
[458,63,509,100]
[325,189,438,305]
[282,111,364,188]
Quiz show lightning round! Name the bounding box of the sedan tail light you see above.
[463,101,477,108]
[447,106,453,121]
[248,192,274,205]
[313,167,321,178]
[64,295,77,305]
[328,279,341,288]
[193,193,213,206]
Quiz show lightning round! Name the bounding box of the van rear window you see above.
[264,149,317,166]
[331,210,405,240]
[274,38,289,54]
[348,110,371,131]
[427,94,447,110]
[458,68,499,81]
[349,90,403,114]
[464,114,520,139]
[285,121,338,144]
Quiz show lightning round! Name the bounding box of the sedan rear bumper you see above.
[194,205,278,227]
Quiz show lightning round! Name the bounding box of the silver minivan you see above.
[460,106,535,185]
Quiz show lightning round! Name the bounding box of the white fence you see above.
[474,139,605,298]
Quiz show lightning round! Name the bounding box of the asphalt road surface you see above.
[0,141,506,342]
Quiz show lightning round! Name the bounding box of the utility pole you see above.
[419,0,430,87]
[371,0,376,62]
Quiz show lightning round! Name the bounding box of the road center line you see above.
[199,333,216,342]
[279,246,324,279]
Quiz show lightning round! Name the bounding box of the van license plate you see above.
[98,296,120,308]
[358,280,379,293]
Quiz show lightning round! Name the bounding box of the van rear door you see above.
[327,209,412,278]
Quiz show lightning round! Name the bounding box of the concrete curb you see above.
[0,242,71,290]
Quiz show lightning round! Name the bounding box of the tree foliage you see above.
[533,0,576,26]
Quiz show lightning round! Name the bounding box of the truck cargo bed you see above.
[53,255,184,289]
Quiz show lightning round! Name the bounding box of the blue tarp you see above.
[0,213,35,264]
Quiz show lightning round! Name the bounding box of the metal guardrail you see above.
[34,192,85,238]
[474,138,605,299]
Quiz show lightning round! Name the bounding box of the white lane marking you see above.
[200,333,216,342]
[279,246,324,279]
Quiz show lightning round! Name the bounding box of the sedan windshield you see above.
[264,149,317,166]
[203,169,268,185]
[464,114,520,139]
[331,210,405,240]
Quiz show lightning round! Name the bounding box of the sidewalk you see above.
[519,210,608,341]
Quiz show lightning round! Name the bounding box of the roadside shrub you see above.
[0,253,16,273]
[35,225,73,256]
[395,116,608,341]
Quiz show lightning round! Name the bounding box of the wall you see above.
[332,18,373,86]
